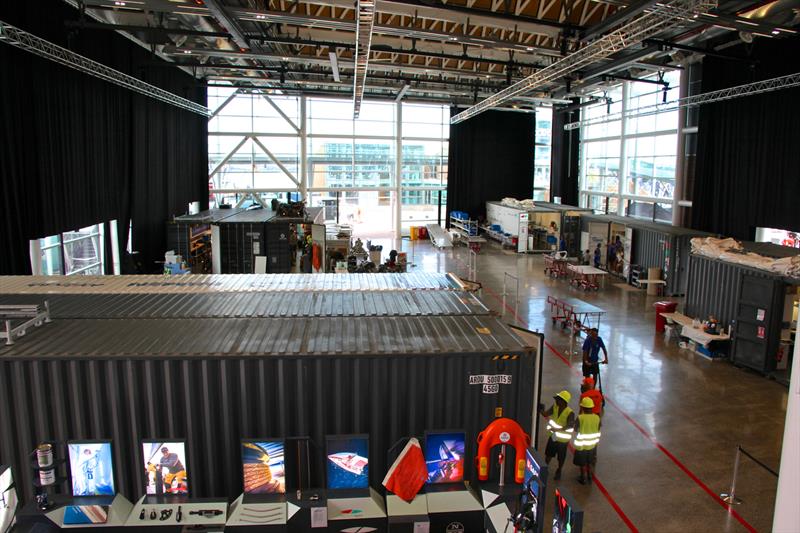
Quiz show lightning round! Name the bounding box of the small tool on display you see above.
[176,505,182,523]
[159,509,173,521]
[139,509,145,520]
[149,509,157,520]
[189,509,223,518]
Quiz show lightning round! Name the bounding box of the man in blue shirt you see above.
[582,328,608,383]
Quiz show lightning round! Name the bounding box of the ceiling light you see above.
[526,47,534,51]
[256,14,266,20]
[329,52,340,83]
[183,50,192,54]
[449,37,458,41]
[771,30,780,35]
[114,1,126,5]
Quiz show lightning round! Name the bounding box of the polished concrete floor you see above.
[392,237,788,532]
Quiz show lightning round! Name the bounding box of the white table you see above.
[567,264,607,290]
[660,312,730,347]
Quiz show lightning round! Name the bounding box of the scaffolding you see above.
[0,20,211,117]
[450,0,718,124]
[563,71,800,130]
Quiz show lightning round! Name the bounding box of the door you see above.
[731,274,783,374]
[562,215,580,257]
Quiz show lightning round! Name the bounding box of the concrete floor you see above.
[389,237,788,532]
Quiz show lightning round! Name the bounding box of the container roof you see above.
[0,273,466,294]
[0,315,528,359]
[0,290,489,319]
[581,213,715,237]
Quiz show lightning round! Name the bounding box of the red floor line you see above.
[593,475,640,533]
[541,340,759,533]
[480,284,639,532]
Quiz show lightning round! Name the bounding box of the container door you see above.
[562,215,580,257]
[731,274,783,374]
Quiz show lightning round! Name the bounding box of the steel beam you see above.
[354,0,377,118]
[563,71,800,130]
[0,20,210,117]
[580,0,660,41]
[451,0,717,124]
[203,0,250,50]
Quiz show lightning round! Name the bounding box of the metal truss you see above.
[563,72,800,130]
[353,0,376,119]
[0,20,211,117]
[450,0,717,124]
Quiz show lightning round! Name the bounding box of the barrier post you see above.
[720,446,743,505]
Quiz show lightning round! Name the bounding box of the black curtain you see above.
[0,0,208,275]
[446,108,535,221]
[550,103,580,205]
[692,38,800,239]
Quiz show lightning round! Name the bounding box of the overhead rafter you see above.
[450,0,718,124]
[0,20,210,117]
[354,0,377,118]
[202,0,250,50]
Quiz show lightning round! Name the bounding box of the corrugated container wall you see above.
[684,254,781,328]
[0,352,534,503]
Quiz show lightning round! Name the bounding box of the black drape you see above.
[446,108,535,221]
[550,104,580,205]
[0,0,208,275]
[692,38,800,239]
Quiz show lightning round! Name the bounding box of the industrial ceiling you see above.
[65,0,799,113]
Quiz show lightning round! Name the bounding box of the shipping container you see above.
[166,208,245,273]
[0,273,469,294]
[533,202,592,257]
[214,208,276,274]
[0,314,541,503]
[685,252,799,374]
[579,213,713,295]
[0,290,490,320]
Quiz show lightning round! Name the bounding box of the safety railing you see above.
[720,444,779,505]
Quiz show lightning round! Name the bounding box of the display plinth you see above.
[386,493,428,532]
[485,501,513,533]
[285,490,328,532]
[124,495,228,527]
[226,494,287,530]
[425,484,484,532]
[44,494,132,528]
[327,487,387,532]
[480,482,523,510]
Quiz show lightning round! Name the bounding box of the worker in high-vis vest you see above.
[573,397,602,485]
[539,390,574,480]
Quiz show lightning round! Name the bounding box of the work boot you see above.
[577,476,586,485]
[554,468,562,481]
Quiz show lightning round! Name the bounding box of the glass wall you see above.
[33,223,106,276]
[534,108,553,201]
[208,89,450,236]
[579,71,680,222]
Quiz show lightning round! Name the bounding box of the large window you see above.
[579,71,680,223]
[32,223,106,276]
[534,108,553,201]
[208,88,449,236]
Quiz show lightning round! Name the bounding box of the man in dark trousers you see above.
[582,328,608,384]
[539,390,574,480]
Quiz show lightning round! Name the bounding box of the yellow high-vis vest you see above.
[574,413,601,450]
[546,405,574,443]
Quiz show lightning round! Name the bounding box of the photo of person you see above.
[67,442,115,497]
[142,441,189,495]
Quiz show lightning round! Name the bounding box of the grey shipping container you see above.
[579,213,714,295]
[534,202,592,257]
[166,208,244,272]
[685,253,798,374]
[215,208,276,273]
[0,314,540,503]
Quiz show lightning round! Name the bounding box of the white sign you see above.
[756,308,765,321]
[311,507,327,528]
[414,522,430,533]
[469,374,512,395]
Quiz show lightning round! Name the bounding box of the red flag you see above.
[382,438,427,502]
